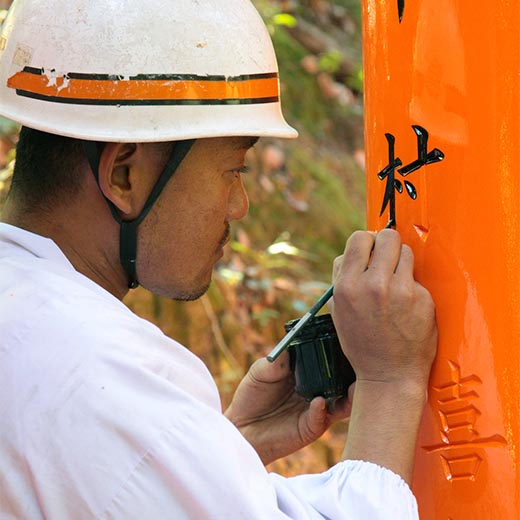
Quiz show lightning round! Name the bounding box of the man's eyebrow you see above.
[233,136,260,150]
[248,136,260,148]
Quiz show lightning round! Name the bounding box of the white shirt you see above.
[0,223,419,519]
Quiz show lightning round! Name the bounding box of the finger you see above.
[327,297,335,315]
[340,231,377,278]
[332,254,344,280]
[302,397,329,439]
[325,396,352,422]
[270,349,291,375]
[394,244,415,280]
[368,228,402,277]
[252,351,291,383]
[348,382,356,402]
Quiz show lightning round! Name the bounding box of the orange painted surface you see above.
[362,1,520,518]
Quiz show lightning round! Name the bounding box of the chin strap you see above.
[83,139,195,289]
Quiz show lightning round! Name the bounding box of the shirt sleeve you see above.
[98,409,418,520]
[268,460,419,520]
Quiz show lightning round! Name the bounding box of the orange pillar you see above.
[362,1,520,518]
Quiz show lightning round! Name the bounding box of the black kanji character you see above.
[398,125,444,176]
[377,125,445,228]
[398,0,405,22]
[377,133,402,228]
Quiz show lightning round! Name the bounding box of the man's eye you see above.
[226,166,250,180]
[235,166,250,175]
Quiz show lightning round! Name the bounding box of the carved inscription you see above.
[423,361,507,482]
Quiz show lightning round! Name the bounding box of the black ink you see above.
[377,133,402,228]
[398,0,405,22]
[404,180,417,199]
[377,125,445,228]
[398,125,444,176]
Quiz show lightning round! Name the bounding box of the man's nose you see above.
[227,177,249,221]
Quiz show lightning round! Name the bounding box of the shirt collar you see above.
[0,222,77,270]
[0,222,128,303]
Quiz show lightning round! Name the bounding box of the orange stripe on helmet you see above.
[7,69,280,105]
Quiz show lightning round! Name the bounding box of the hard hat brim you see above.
[0,99,298,142]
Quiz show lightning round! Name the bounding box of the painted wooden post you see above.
[362,1,520,518]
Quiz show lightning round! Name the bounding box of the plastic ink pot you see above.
[285,313,356,401]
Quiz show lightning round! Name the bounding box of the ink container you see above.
[285,313,356,401]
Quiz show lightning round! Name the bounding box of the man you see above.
[0,1,437,519]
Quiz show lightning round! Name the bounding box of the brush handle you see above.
[266,285,334,362]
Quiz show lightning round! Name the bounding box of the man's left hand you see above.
[224,351,352,466]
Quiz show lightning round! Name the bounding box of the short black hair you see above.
[8,127,86,212]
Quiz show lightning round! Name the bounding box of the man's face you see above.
[137,136,256,300]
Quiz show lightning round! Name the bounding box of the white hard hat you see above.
[0,0,297,142]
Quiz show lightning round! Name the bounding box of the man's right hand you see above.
[331,229,437,387]
[330,229,437,484]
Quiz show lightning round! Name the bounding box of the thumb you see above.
[249,351,292,384]
[298,397,329,444]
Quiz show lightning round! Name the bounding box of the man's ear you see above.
[96,143,138,217]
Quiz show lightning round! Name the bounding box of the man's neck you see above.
[2,201,129,300]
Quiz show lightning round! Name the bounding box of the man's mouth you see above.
[217,224,231,250]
